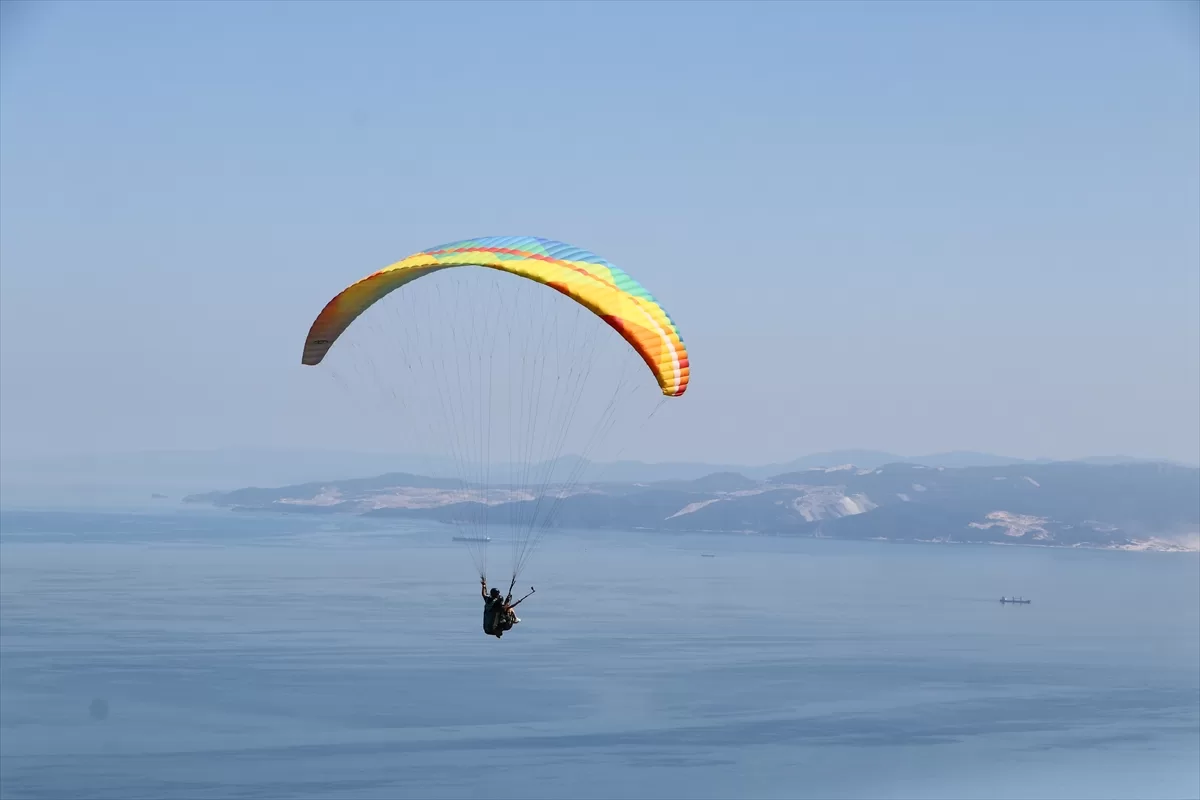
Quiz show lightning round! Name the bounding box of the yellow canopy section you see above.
[302,236,689,396]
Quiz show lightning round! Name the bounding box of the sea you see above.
[1,506,1197,800]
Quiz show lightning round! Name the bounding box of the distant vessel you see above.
[452,536,491,543]
[700,553,716,558]
[1000,596,1031,604]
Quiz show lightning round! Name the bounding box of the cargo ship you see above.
[452,535,491,543]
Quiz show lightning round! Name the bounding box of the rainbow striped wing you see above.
[301,236,689,397]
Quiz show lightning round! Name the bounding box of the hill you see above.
[183,461,1200,552]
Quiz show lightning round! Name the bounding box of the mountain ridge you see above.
[183,461,1200,553]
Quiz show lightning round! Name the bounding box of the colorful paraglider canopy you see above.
[300,236,689,397]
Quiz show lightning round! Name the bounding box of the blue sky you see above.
[1,0,1197,465]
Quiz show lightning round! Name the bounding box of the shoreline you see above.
[2,505,1196,554]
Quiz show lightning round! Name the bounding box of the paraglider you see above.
[480,577,534,638]
[302,236,689,396]
[300,236,689,638]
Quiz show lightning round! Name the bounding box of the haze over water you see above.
[2,2,1198,798]
[2,509,1197,800]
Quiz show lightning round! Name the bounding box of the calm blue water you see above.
[1,508,1197,800]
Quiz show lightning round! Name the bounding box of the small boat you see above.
[700,553,716,558]
[452,536,491,543]
[1000,596,1031,604]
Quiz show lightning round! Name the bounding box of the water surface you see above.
[2,509,1197,799]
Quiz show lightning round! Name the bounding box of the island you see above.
[182,460,1199,553]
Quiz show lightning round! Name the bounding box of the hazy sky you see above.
[1,0,1198,466]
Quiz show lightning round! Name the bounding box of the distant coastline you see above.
[182,459,1200,554]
